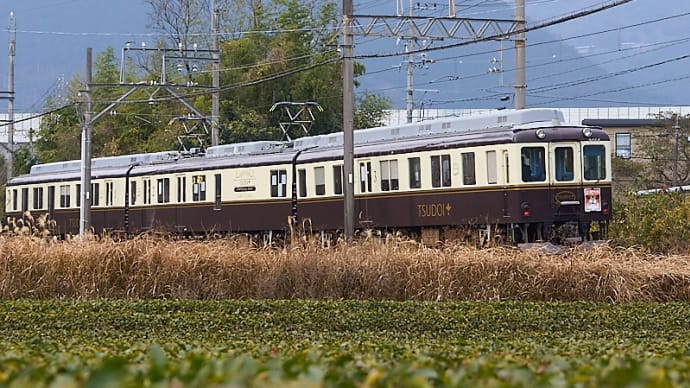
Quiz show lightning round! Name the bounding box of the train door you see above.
[501,150,510,218]
[357,160,373,226]
[548,142,582,237]
[141,177,154,230]
[549,142,581,187]
[175,175,187,232]
[582,143,609,238]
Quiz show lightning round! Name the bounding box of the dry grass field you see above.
[1,234,689,301]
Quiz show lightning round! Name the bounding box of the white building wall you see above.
[0,113,40,161]
[383,107,690,127]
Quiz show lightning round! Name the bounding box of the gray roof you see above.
[581,118,663,127]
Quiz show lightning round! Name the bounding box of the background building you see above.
[0,113,40,162]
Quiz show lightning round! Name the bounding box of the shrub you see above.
[610,191,690,253]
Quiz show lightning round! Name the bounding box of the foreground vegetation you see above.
[1,234,689,301]
[1,299,690,386]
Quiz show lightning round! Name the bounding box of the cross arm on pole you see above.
[164,85,208,119]
[350,15,518,40]
[89,86,139,123]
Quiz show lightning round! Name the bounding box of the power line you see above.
[0,102,78,129]
[530,54,690,94]
[533,74,690,106]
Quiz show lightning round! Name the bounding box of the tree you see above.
[36,91,82,163]
[636,112,690,189]
[355,92,392,129]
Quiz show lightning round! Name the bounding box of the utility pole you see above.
[405,40,414,124]
[211,2,220,146]
[673,115,680,187]
[405,1,414,124]
[514,0,526,109]
[79,48,93,239]
[343,0,355,241]
[6,11,15,179]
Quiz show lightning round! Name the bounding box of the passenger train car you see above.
[5,108,611,243]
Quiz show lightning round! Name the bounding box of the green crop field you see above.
[2,300,690,386]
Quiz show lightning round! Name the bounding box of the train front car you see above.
[511,119,611,244]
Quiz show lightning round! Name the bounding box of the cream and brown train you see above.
[5,108,611,243]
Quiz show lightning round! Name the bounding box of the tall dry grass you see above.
[1,235,689,301]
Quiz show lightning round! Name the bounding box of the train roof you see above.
[8,108,604,185]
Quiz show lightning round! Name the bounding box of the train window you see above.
[130,181,137,205]
[177,177,186,202]
[486,151,497,184]
[521,147,546,182]
[431,156,440,187]
[59,185,70,208]
[76,183,99,207]
[380,160,399,191]
[193,175,207,201]
[333,165,343,195]
[93,183,100,206]
[583,145,606,180]
[555,147,575,181]
[157,178,170,203]
[21,188,28,213]
[298,169,307,197]
[33,187,43,210]
[11,189,17,211]
[214,174,221,210]
[106,182,115,206]
[270,170,287,197]
[47,186,55,217]
[409,157,421,189]
[144,179,152,204]
[462,152,476,185]
[442,156,451,186]
[503,150,510,184]
[360,162,372,193]
[431,154,451,188]
[314,167,325,196]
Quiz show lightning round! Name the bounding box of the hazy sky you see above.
[0,0,688,111]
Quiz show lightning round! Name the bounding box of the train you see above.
[5,108,611,244]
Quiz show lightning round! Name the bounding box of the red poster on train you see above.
[584,188,601,212]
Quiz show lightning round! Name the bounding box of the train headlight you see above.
[521,202,531,217]
[535,129,546,139]
[582,127,593,138]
